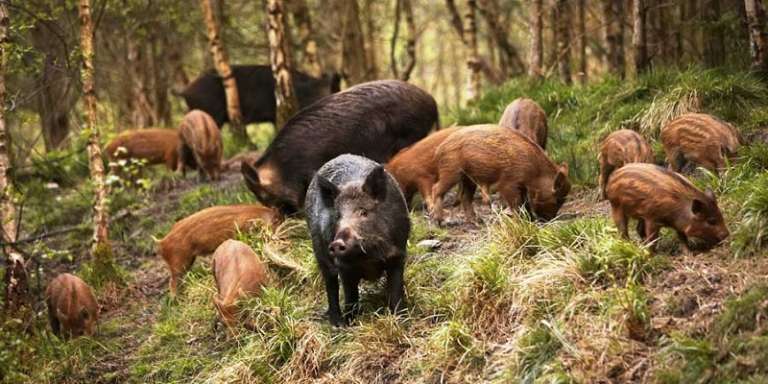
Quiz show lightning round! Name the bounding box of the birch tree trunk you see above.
[340,0,370,85]
[290,0,322,77]
[745,0,768,74]
[576,0,587,84]
[200,0,245,138]
[79,0,119,280]
[465,0,481,100]
[266,0,299,129]
[554,0,572,84]
[0,3,29,316]
[529,0,543,79]
[633,0,649,75]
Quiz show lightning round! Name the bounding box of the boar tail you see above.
[150,235,162,243]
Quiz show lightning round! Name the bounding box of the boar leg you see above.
[431,170,462,224]
[459,176,478,222]
[341,274,361,321]
[611,205,629,239]
[322,270,343,326]
[636,219,646,239]
[386,260,406,315]
[600,163,614,199]
[48,305,61,336]
[674,230,692,255]
[643,220,661,250]
[416,178,436,212]
[498,183,523,215]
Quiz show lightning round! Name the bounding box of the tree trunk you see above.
[746,0,768,74]
[289,0,322,77]
[602,0,626,77]
[465,0,481,100]
[79,0,119,279]
[31,22,78,151]
[703,0,725,67]
[633,0,649,75]
[0,3,29,317]
[477,0,525,76]
[363,0,379,79]
[200,0,245,138]
[340,0,370,85]
[266,0,299,129]
[529,0,543,79]
[554,0,572,84]
[151,36,172,126]
[390,0,417,81]
[126,37,156,128]
[576,0,587,84]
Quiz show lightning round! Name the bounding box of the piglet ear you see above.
[363,166,388,201]
[704,188,716,201]
[317,175,339,208]
[560,162,569,176]
[692,198,707,217]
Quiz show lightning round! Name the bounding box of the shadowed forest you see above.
[4,0,768,383]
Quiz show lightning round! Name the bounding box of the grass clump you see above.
[655,285,768,382]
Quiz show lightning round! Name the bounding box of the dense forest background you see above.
[5,0,768,383]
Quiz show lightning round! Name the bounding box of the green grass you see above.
[13,66,768,383]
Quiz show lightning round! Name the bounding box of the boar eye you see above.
[358,208,368,217]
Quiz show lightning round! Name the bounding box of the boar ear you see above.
[704,188,716,201]
[554,169,568,192]
[242,161,261,192]
[363,166,388,201]
[692,198,707,217]
[559,162,569,176]
[317,175,339,207]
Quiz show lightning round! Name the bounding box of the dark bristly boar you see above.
[498,98,548,149]
[305,154,410,326]
[386,127,459,210]
[660,113,741,174]
[180,65,341,127]
[431,125,570,224]
[605,163,729,253]
[105,128,180,171]
[243,80,438,214]
[178,109,223,181]
[158,204,283,296]
[212,239,270,329]
[598,129,655,198]
[46,273,98,338]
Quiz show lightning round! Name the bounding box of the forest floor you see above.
[4,68,768,383]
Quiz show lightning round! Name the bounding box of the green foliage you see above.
[452,67,768,185]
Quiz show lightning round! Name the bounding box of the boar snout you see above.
[329,228,361,258]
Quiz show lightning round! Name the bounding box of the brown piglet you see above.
[105,128,180,171]
[45,273,99,338]
[431,125,570,224]
[212,240,270,329]
[598,129,655,198]
[660,113,740,174]
[158,204,283,296]
[498,98,548,149]
[178,109,223,181]
[605,163,729,253]
[386,127,460,210]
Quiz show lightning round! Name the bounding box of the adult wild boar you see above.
[158,204,283,296]
[660,113,741,174]
[243,80,439,214]
[498,98,548,149]
[105,128,180,171]
[212,240,270,329]
[605,163,729,252]
[178,110,223,181]
[46,273,99,338]
[306,154,410,326]
[598,129,655,198]
[179,65,342,127]
[432,125,570,224]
